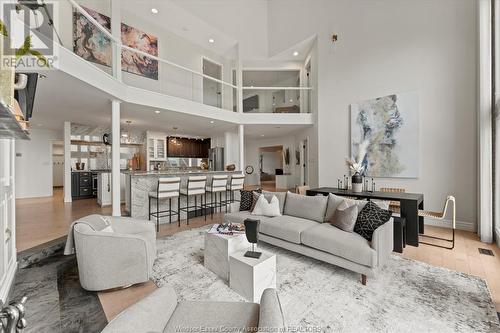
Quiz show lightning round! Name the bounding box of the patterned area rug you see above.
[152,227,500,333]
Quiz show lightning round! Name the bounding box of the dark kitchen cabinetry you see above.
[167,137,210,158]
[72,171,94,200]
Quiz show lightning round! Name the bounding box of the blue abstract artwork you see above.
[350,92,419,178]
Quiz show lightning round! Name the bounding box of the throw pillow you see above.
[354,201,392,241]
[324,193,345,222]
[239,189,261,211]
[329,200,359,232]
[252,195,281,217]
[101,225,114,233]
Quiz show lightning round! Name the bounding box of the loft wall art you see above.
[73,6,159,80]
[350,91,419,178]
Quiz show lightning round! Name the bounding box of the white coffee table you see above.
[229,250,276,303]
[204,231,250,281]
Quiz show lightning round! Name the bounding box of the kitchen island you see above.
[124,170,243,221]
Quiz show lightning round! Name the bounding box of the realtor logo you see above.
[2,0,59,69]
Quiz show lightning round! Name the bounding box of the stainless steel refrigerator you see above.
[208,147,224,171]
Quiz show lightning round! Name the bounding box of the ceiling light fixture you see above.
[208,38,215,43]
[210,120,215,124]
[151,8,158,14]
[155,110,161,114]
[293,51,299,56]
[261,134,265,137]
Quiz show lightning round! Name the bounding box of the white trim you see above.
[242,87,313,90]
[424,218,476,232]
[0,260,17,304]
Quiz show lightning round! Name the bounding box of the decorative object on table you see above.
[200,160,209,170]
[245,165,254,175]
[346,138,367,192]
[243,219,262,258]
[208,223,245,235]
[295,150,300,165]
[418,195,456,250]
[371,178,375,192]
[354,201,392,241]
[73,6,159,80]
[226,164,236,171]
[350,91,419,178]
[239,189,261,211]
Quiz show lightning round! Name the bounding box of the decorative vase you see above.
[352,173,363,192]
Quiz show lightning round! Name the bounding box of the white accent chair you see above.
[72,214,156,291]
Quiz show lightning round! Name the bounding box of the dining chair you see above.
[418,195,456,250]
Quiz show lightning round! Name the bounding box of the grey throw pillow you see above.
[329,203,358,232]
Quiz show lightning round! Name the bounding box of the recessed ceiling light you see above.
[261,134,265,137]
[210,120,215,124]
[293,51,299,56]
[155,110,161,114]
[208,38,215,43]
[151,8,159,14]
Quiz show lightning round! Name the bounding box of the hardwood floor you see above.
[15,189,500,320]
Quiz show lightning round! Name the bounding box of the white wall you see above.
[15,129,63,198]
[267,0,477,228]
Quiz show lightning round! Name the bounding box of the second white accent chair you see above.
[148,177,181,231]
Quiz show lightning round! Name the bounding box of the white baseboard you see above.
[0,260,17,304]
[423,218,476,232]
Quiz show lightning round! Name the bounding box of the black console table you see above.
[306,187,424,247]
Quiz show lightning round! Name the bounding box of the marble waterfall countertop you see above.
[123,170,242,177]
[125,170,243,220]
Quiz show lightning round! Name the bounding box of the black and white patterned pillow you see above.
[239,189,262,211]
[354,201,392,241]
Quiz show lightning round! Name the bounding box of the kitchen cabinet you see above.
[147,134,167,161]
[167,137,210,158]
[71,171,94,200]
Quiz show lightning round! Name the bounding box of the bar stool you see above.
[205,175,228,219]
[226,174,245,204]
[148,177,181,232]
[179,176,207,225]
[418,195,456,250]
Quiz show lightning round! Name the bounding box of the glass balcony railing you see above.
[242,88,312,113]
[57,0,238,112]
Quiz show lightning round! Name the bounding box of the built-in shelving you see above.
[0,102,30,140]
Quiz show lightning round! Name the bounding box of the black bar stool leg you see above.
[195,196,198,217]
[187,195,190,226]
[169,198,172,224]
[211,192,214,219]
[204,194,207,221]
[156,198,159,232]
[148,197,151,220]
[178,196,181,227]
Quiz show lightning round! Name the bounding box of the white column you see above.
[478,0,493,243]
[112,100,121,216]
[238,125,244,171]
[111,0,122,81]
[63,121,72,203]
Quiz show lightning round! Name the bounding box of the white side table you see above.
[204,232,250,281]
[229,250,276,303]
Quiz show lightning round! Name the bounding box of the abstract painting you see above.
[121,23,158,80]
[73,7,158,80]
[350,92,419,178]
[73,6,112,66]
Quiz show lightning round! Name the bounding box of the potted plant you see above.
[346,140,368,192]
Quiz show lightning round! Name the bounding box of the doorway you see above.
[301,139,309,186]
[52,141,64,189]
[259,145,283,191]
[202,57,222,108]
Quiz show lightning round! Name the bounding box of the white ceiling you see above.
[30,70,311,139]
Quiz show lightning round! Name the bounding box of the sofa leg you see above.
[361,274,367,286]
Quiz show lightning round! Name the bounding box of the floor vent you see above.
[478,248,494,256]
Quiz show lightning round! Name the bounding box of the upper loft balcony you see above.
[12,0,315,126]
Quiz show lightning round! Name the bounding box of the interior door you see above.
[202,58,222,108]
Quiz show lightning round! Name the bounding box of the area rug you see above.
[152,227,500,333]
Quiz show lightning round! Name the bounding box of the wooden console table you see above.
[306,187,424,247]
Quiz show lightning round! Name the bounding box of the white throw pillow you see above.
[252,195,281,217]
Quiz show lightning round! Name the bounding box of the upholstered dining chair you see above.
[418,195,456,250]
[379,187,406,213]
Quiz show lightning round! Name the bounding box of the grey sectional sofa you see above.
[102,286,284,333]
[224,191,394,284]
